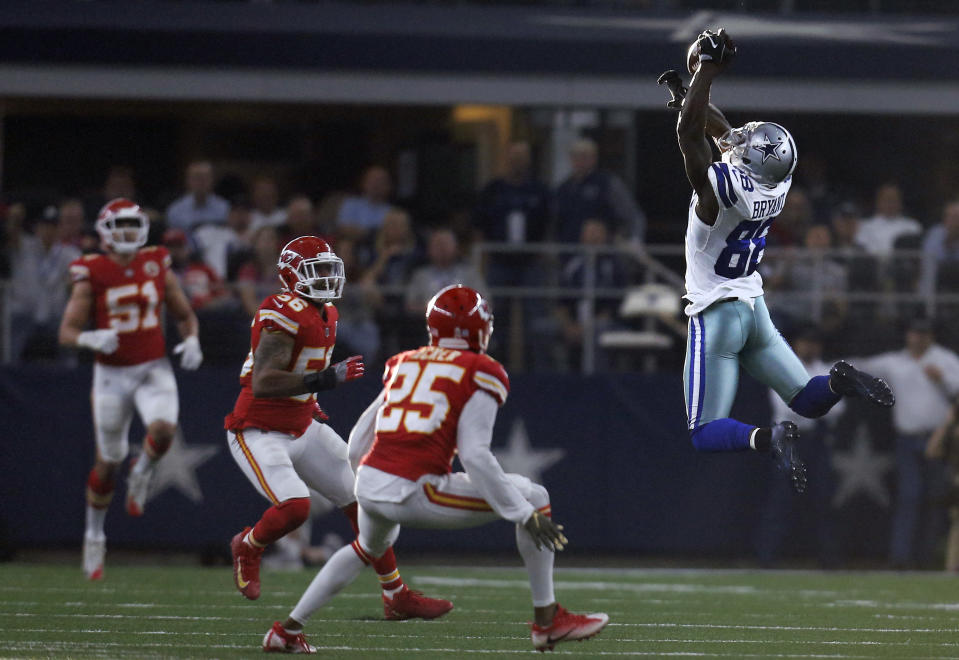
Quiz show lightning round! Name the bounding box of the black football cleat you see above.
[770,421,807,494]
[829,360,895,408]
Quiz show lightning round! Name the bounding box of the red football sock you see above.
[251,498,310,546]
[86,469,114,509]
[341,502,404,591]
[145,434,172,460]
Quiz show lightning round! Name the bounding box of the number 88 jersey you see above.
[683,161,791,317]
[68,246,170,366]
[361,345,510,482]
[225,293,338,438]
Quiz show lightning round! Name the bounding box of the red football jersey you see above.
[69,247,171,366]
[361,345,510,481]
[225,293,338,437]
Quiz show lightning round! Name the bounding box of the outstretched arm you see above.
[676,65,722,226]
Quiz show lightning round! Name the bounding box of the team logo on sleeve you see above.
[143,261,160,277]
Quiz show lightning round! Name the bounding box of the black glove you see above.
[697,28,736,68]
[523,511,568,552]
[657,70,687,111]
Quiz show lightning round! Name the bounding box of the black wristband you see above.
[303,368,338,392]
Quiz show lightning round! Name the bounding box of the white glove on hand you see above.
[173,335,203,370]
[76,329,119,354]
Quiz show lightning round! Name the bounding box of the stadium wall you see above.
[0,365,894,561]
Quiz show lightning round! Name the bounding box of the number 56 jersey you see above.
[68,246,170,366]
[360,345,510,482]
[225,293,338,438]
[684,161,791,317]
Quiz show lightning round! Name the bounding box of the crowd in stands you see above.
[3,139,959,371]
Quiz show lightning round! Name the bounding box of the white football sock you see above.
[516,524,556,607]
[289,544,366,624]
[85,506,107,540]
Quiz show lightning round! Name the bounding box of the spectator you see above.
[236,226,283,318]
[164,229,229,311]
[8,207,80,361]
[249,175,287,231]
[165,160,230,231]
[84,165,138,221]
[473,140,550,271]
[918,199,959,297]
[553,138,646,244]
[768,187,813,247]
[531,219,627,372]
[405,227,486,315]
[855,182,921,257]
[831,201,862,251]
[853,319,959,568]
[280,195,320,246]
[57,198,86,249]
[756,326,844,568]
[365,208,421,289]
[925,398,959,572]
[332,237,381,362]
[765,224,848,324]
[336,166,393,241]
[193,195,255,280]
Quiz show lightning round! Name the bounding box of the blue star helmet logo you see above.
[753,134,784,164]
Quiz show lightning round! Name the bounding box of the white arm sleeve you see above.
[456,391,535,525]
[348,391,383,472]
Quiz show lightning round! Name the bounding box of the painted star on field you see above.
[135,432,219,505]
[831,424,893,508]
[494,419,566,484]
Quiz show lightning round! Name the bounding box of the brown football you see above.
[686,40,701,74]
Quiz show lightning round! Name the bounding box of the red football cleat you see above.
[262,621,316,654]
[530,604,609,651]
[231,527,264,600]
[383,587,454,620]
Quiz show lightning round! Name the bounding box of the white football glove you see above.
[76,329,119,354]
[173,335,203,370]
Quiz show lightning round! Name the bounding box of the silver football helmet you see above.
[718,121,797,186]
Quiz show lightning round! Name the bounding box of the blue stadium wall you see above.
[0,365,894,561]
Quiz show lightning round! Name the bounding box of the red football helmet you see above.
[277,236,345,301]
[96,198,149,254]
[426,285,493,353]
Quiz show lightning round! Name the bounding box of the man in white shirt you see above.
[855,182,922,257]
[854,318,959,568]
[165,160,230,231]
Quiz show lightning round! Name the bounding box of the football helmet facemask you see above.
[718,121,797,186]
[426,284,493,353]
[277,236,345,302]
[96,198,149,254]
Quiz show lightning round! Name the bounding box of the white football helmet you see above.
[96,198,149,254]
[718,121,797,186]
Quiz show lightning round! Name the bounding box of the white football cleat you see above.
[125,462,154,517]
[82,534,106,581]
[530,605,609,651]
[263,621,316,654]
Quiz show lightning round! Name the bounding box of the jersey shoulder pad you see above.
[324,302,339,323]
[382,350,415,385]
[139,245,172,271]
[257,295,302,338]
[471,353,509,405]
[707,162,751,213]
[70,253,107,282]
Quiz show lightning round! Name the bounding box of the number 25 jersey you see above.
[360,345,510,482]
[224,293,337,438]
[684,161,792,317]
[68,246,170,366]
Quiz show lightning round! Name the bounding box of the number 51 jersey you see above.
[684,161,791,317]
[360,345,510,482]
[225,293,338,438]
[68,246,170,366]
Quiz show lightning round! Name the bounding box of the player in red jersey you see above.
[225,236,451,622]
[259,285,608,654]
[59,199,203,580]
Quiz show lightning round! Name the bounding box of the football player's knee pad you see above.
[95,395,128,435]
[527,483,550,511]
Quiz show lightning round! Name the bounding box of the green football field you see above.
[2,561,959,658]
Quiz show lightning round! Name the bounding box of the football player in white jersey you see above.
[671,29,894,492]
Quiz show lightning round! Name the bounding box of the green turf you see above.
[2,562,959,658]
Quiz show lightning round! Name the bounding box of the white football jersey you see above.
[684,160,792,316]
